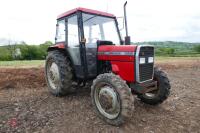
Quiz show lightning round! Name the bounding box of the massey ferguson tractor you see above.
[45,2,171,126]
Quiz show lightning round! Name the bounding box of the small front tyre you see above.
[91,73,134,126]
[138,67,171,105]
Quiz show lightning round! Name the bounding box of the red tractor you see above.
[45,2,171,126]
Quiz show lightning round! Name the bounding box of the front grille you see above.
[139,46,154,82]
[139,63,153,82]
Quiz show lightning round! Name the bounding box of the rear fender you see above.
[47,43,65,52]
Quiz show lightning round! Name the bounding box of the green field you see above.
[155,56,200,63]
[0,57,200,68]
[0,60,44,68]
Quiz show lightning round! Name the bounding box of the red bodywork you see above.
[49,43,65,49]
[57,7,115,19]
[98,45,137,82]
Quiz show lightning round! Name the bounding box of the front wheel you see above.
[91,73,134,126]
[138,67,171,105]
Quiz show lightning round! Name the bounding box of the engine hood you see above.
[98,45,137,62]
[98,45,137,53]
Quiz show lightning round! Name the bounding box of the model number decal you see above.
[98,52,135,56]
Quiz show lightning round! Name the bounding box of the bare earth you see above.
[0,59,200,133]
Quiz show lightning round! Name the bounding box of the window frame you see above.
[66,14,80,47]
[81,12,123,45]
[56,13,79,44]
[55,19,66,43]
[55,11,122,45]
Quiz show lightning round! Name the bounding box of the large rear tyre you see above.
[45,50,76,96]
[91,73,134,126]
[138,67,171,105]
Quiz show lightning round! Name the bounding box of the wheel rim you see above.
[94,83,120,119]
[47,60,60,90]
[144,92,156,98]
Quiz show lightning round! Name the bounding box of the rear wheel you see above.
[138,67,171,105]
[45,50,76,96]
[91,73,134,126]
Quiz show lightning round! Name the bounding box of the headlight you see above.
[140,57,145,64]
[148,57,154,63]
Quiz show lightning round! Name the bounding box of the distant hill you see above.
[134,41,200,56]
[134,41,199,47]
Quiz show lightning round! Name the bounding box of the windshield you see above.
[82,13,120,45]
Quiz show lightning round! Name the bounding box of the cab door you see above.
[66,14,85,78]
[82,13,100,78]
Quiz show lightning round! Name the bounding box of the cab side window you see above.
[56,20,65,42]
[68,15,79,47]
[67,15,81,66]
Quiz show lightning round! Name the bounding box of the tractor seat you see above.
[97,40,114,46]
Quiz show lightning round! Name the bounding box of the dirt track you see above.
[0,59,200,133]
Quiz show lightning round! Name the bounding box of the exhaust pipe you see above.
[124,1,131,45]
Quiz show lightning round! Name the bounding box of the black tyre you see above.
[45,50,75,96]
[138,67,171,105]
[91,73,134,126]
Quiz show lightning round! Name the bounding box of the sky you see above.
[0,0,199,44]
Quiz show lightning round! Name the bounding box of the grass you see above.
[155,56,200,63]
[156,53,200,57]
[0,60,44,68]
[155,56,200,60]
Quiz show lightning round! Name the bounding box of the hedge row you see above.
[0,41,53,61]
[0,41,200,61]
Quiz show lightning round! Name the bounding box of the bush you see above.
[194,45,200,53]
[156,48,175,56]
[0,41,53,61]
[0,47,13,61]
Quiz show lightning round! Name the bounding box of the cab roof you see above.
[57,7,115,19]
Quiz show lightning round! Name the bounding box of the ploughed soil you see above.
[0,59,200,133]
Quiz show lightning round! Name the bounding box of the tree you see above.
[0,47,12,61]
[194,45,200,53]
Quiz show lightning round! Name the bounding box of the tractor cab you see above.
[55,8,123,79]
